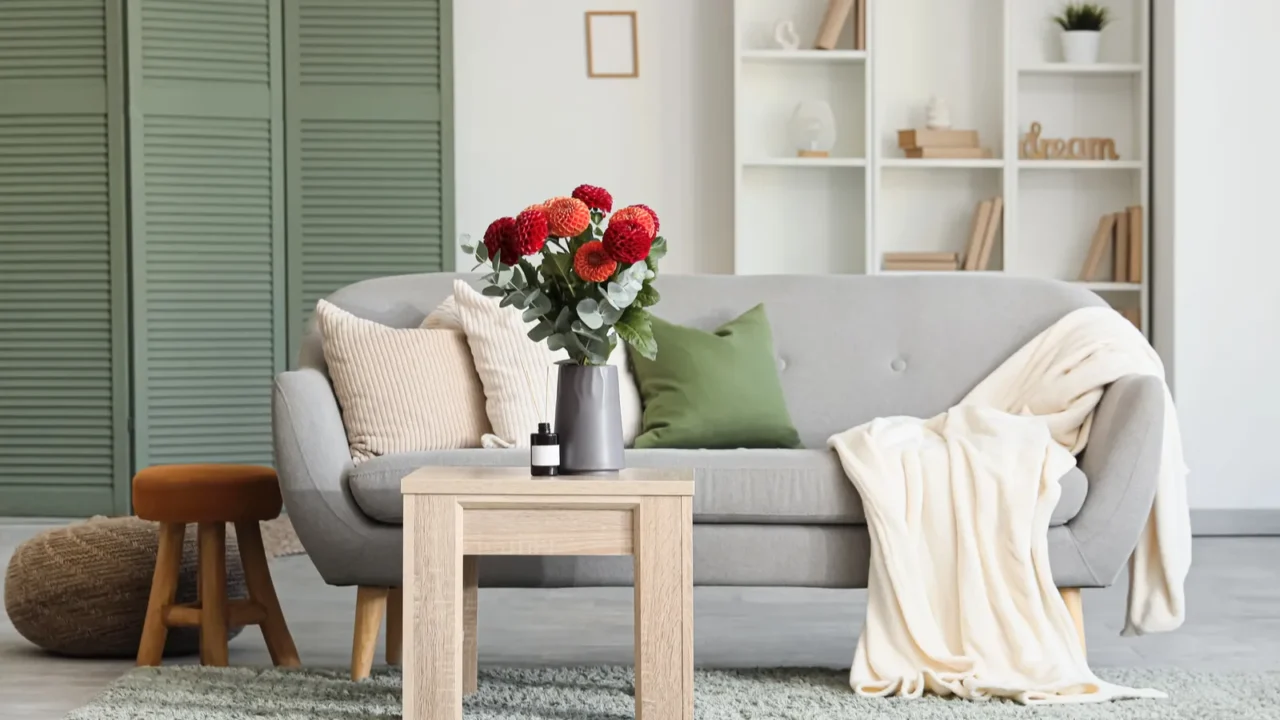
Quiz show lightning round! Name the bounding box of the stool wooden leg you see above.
[137,522,185,666]
[386,588,402,666]
[352,586,389,680]
[198,522,230,667]
[235,521,301,667]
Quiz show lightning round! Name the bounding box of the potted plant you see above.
[1053,3,1111,65]
[462,185,665,474]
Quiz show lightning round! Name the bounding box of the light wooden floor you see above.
[2,521,1277,720]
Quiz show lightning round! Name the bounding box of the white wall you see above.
[1157,0,1280,510]
[453,0,734,274]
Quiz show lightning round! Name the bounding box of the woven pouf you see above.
[3,516,246,658]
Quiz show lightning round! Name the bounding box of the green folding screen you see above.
[284,0,453,356]
[0,0,130,515]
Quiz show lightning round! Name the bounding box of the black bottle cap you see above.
[537,422,552,435]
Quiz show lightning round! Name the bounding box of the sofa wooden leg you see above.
[352,586,389,680]
[386,588,402,666]
[1059,587,1086,652]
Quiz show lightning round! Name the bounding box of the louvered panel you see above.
[0,0,105,79]
[297,0,440,86]
[138,116,276,466]
[298,118,443,315]
[140,0,269,83]
[0,115,117,486]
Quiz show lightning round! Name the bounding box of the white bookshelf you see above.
[733,0,1150,329]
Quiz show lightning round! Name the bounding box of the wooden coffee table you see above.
[401,466,695,720]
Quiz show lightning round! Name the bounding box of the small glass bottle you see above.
[530,422,560,476]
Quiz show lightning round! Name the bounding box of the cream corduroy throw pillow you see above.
[442,280,643,447]
[316,299,490,461]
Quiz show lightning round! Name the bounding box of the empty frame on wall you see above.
[585,11,638,78]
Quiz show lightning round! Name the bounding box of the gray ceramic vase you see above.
[554,363,625,475]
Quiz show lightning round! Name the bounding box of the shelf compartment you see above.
[1019,63,1142,75]
[737,166,865,275]
[742,50,867,63]
[882,158,1004,169]
[744,157,865,168]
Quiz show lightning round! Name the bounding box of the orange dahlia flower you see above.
[546,197,591,237]
[574,240,617,282]
[610,205,657,239]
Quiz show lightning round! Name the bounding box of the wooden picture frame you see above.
[585,11,638,78]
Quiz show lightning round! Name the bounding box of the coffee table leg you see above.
[404,495,463,720]
[634,497,694,720]
[463,555,479,694]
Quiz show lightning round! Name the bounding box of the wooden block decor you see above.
[1020,122,1120,161]
[904,147,993,159]
[1112,211,1129,282]
[1079,213,1118,281]
[882,252,960,272]
[814,0,855,50]
[897,129,979,149]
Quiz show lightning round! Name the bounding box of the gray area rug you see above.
[65,665,1280,719]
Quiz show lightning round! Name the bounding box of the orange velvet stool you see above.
[133,464,299,668]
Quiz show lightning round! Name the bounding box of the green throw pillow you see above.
[630,304,802,449]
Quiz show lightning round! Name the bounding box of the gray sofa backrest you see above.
[302,272,1105,448]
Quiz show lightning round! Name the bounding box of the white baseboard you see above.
[1192,509,1280,536]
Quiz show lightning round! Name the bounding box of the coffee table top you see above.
[401,466,694,497]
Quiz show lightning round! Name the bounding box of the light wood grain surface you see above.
[401,467,693,497]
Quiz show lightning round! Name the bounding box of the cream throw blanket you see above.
[829,307,1190,704]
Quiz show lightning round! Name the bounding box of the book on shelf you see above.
[855,0,866,50]
[1079,213,1118,281]
[1120,307,1141,331]
[883,252,960,263]
[1127,205,1143,283]
[904,147,993,160]
[976,197,1003,271]
[1112,211,1129,282]
[962,199,995,271]
[883,261,960,272]
[897,129,979,149]
[814,0,855,50]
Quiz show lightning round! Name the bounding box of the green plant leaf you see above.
[547,332,568,352]
[481,285,505,298]
[635,284,660,308]
[615,306,657,361]
[605,281,636,310]
[599,298,624,324]
[576,298,604,329]
[528,319,555,342]
[649,236,667,261]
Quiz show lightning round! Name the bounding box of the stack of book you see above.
[897,129,992,160]
[814,0,866,50]
[882,252,960,272]
[962,197,1003,271]
[1078,206,1144,282]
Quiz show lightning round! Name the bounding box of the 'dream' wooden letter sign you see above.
[1020,122,1120,161]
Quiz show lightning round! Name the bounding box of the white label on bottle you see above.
[531,445,560,467]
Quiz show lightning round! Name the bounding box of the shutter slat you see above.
[0,2,105,78]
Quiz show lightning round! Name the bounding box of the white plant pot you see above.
[1060,30,1101,64]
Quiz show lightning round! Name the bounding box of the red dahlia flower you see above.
[483,216,519,265]
[546,197,591,237]
[632,203,660,234]
[512,208,549,257]
[603,219,653,264]
[609,205,657,239]
[572,184,613,213]
[573,240,617,282]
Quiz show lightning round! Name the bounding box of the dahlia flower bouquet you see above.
[461,184,665,366]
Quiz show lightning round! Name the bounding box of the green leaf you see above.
[649,235,667,261]
[547,332,568,352]
[527,319,555,343]
[635,284,660,308]
[615,306,657,361]
[481,285,505,298]
[510,264,527,289]
[576,298,604,329]
[599,298,624,324]
[496,267,514,286]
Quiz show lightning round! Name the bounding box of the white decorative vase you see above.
[1060,30,1101,64]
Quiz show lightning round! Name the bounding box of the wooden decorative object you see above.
[963,200,995,271]
[1121,307,1142,330]
[1020,122,1120,161]
[855,0,866,50]
[1111,210,1128,282]
[904,147,993,159]
[1127,206,1143,283]
[976,196,1003,271]
[797,149,829,158]
[1079,213,1118,281]
[585,11,639,79]
[897,129,979,149]
[814,0,855,50]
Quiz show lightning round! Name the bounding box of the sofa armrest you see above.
[273,369,400,586]
[1066,373,1166,586]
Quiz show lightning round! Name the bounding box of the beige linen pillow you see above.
[316,299,490,461]
[443,280,643,447]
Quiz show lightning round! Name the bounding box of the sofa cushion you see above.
[347,449,1088,527]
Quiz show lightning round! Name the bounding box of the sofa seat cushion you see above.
[347,448,1089,527]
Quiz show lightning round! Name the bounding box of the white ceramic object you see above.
[1060,30,1101,64]
[789,100,837,155]
[773,20,800,50]
[925,96,951,130]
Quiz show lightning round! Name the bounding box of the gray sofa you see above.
[273,273,1163,671]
